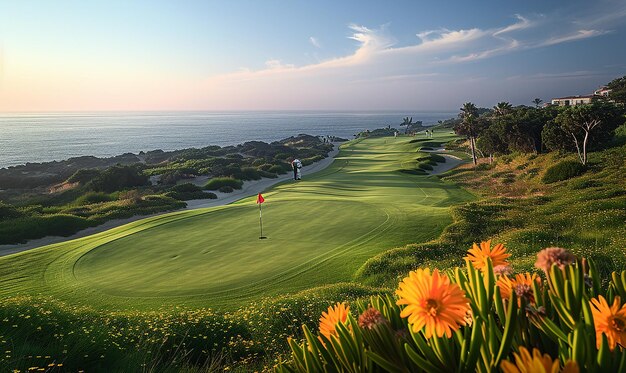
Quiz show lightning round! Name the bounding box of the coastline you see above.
[0,143,342,257]
[0,141,464,258]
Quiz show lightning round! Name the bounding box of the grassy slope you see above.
[357,142,626,289]
[0,134,472,311]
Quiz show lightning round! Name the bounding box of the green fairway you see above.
[0,134,473,310]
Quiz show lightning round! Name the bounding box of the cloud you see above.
[264,59,295,70]
[309,36,321,48]
[195,9,617,110]
[493,14,533,36]
[538,29,609,47]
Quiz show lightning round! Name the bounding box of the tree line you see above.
[454,75,626,165]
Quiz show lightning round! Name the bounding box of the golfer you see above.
[291,159,303,180]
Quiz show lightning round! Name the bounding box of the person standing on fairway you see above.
[291,159,302,180]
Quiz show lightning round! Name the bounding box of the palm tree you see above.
[456,102,480,165]
[400,116,413,134]
[493,101,513,117]
[532,98,543,108]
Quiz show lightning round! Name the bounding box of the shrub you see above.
[542,160,586,184]
[170,183,203,193]
[417,162,433,171]
[166,183,217,200]
[218,186,234,193]
[258,170,278,179]
[569,179,601,190]
[89,165,149,193]
[429,154,446,163]
[67,169,101,184]
[398,169,427,175]
[239,167,262,181]
[204,177,243,190]
[475,163,493,171]
[268,164,289,174]
[0,214,93,244]
[75,192,114,205]
[301,155,324,166]
[0,202,22,220]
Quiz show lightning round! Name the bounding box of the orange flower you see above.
[497,273,541,305]
[501,347,579,373]
[465,240,510,271]
[590,295,626,350]
[396,268,469,338]
[319,302,350,339]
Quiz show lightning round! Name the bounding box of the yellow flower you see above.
[465,240,511,271]
[319,303,350,339]
[590,295,626,350]
[501,347,579,373]
[497,273,541,305]
[396,268,469,338]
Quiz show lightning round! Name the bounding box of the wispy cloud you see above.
[197,8,619,110]
[493,14,534,36]
[309,36,321,48]
[538,29,609,47]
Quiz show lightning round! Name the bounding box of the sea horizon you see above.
[0,110,457,168]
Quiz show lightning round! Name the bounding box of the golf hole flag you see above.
[257,193,266,238]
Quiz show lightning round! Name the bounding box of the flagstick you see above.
[259,203,265,239]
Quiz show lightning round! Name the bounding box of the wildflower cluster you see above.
[278,241,626,372]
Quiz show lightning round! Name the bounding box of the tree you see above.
[454,102,485,165]
[532,98,543,108]
[476,125,507,163]
[607,75,626,104]
[493,102,513,117]
[553,102,623,165]
[400,117,413,134]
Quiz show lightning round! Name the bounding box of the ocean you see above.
[0,111,456,168]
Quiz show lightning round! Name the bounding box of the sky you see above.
[0,0,625,112]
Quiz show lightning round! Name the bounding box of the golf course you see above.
[0,134,473,311]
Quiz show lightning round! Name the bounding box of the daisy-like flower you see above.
[497,273,541,305]
[590,295,626,350]
[319,303,350,339]
[500,347,579,373]
[535,247,576,273]
[396,268,469,338]
[465,240,511,271]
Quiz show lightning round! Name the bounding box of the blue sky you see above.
[0,0,625,111]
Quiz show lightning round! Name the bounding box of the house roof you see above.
[552,95,595,100]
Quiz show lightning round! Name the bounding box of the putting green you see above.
[0,134,473,310]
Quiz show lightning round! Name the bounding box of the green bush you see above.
[398,169,427,175]
[0,214,94,244]
[301,155,324,166]
[0,202,22,221]
[542,160,586,184]
[218,186,234,193]
[67,169,101,184]
[258,170,278,178]
[89,165,149,193]
[429,154,446,163]
[417,162,433,171]
[75,192,114,205]
[166,183,217,200]
[239,167,262,181]
[204,177,243,190]
[268,164,289,174]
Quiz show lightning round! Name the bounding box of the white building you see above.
[550,86,613,106]
[551,95,595,106]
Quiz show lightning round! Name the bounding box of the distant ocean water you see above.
[0,111,456,168]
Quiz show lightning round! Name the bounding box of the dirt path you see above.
[0,144,341,257]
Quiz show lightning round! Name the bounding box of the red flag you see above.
[256,193,265,204]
